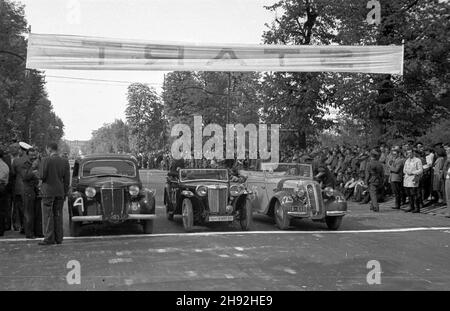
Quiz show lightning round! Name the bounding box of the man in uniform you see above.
[11,142,31,233]
[314,162,336,189]
[365,150,384,212]
[20,147,41,239]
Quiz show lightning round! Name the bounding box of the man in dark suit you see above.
[365,151,384,212]
[38,142,70,245]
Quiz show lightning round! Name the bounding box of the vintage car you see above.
[164,168,252,232]
[243,163,347,230]
[68,154,156,236]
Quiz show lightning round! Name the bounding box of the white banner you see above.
[26,33,403,74]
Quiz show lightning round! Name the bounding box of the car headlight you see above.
[129,185,140,196]
[230,184,244,196]
[294,187,306,198]
[323,187,335,197]
[85,187,96,198]
[196,185,207,196]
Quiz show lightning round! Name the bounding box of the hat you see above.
[19,142,32,151]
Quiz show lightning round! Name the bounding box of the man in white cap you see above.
[10,142,31,233]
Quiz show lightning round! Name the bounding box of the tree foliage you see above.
[0,0,64,149]
[89,119,130,154]
[126,83,166,153]
[262,0,449,146]
[162,71,262,129]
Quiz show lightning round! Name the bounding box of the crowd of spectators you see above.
[280,141,450,215]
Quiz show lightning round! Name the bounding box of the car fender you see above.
[267,191,295,216]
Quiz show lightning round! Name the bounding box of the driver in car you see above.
[314,164,336,189]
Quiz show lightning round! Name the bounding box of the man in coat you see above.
[19,148,41,239]
[388,147,404,210]
[403,148,424,213]
[38,142,70,245]
[365,151,384,212]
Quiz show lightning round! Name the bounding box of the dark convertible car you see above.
[68,154,156,236]
[164,168,253,232]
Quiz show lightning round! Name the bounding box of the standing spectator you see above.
[11,142,30,233]
[432,148,446,205]
[443,144,450,217]
[423,147,435,201]
[388,147,404,210]
[20,148,40,239]
[403,148,423,213]
[38,143,70,245]
[365,151,384,212]
[0,148,10,236]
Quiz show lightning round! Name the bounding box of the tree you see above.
[126,83,165,153]
[89,119,130,154]
[0,0,65,149]
[261,0,449,146]
[162,71,262,128]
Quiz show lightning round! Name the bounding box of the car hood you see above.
[180,180,229,188]
[267,177,314,190]
[77,176,139,188]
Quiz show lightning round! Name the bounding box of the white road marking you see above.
[234,247,245,251]
[219,254,230,258]
[284,268,297,275]
[186,271,198,277]
[116,251,132,256]
[2,227,450,243]
[108,258,133,264]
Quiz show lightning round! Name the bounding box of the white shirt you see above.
[403,157,423,187]
[0,158,9,185]
[423,153,434,170]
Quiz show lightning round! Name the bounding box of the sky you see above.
[20,0,276,141]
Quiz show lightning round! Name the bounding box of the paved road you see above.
[1,169,449,290]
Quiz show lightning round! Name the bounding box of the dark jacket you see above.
[365,160,384,186]
[39,154,70,198]
[388,156,404,183]
[20,157,40,194]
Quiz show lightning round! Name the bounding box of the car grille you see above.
[207,186,227,214]
[101,188,125,220]
[306,183,321,215]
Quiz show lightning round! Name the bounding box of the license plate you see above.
[208,215,234,222]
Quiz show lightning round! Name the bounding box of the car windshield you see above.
[261,163,313,179]
[81,160,136,177]
[179,169,228,181]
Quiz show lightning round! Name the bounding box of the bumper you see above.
[71,214,156,222]
[326,211,346,216]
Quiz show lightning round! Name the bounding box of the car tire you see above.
[182,198,194,232]
[274,200,290,230]
[239,199,253,231]
[325,216,343,230]
[69,220,81,237]
[142,219,154,234]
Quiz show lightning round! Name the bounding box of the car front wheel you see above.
[274,200,290,230]
[325,216,343,230]
[239,199,253,231]
[182,198,194,232]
